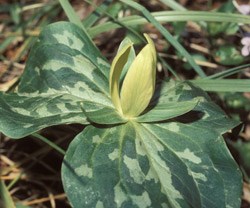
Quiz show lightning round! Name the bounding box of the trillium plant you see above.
[0,22,243,208]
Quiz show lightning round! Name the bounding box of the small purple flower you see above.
[237,4,250,15]
[233,1,250,15]
[241,37,250,56]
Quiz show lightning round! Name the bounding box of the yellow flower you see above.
[110,34,157,119]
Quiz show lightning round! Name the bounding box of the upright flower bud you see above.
[110,34,157,119]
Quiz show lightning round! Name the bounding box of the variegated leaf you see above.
[0,92,86,138]
[18,21,110,96]
[16,22,116,122]
[0,22,117,138]
[62,120,242,208]
[149,80,239,133]
[136,99,199,122]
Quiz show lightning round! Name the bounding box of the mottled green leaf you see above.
[18,22,110,99]
[62,120,242,208]
[0,92,86,138]
[149,80,239,133]
[136,99,199,123]
[0,22,118,138]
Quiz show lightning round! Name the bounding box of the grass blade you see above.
[84,0,145,42]
[83,0,113,28]
[32,133,66,155]
[205,64,250,79]
[58,0,91,39]
[0,180,16,208]
[191,79,250,92]
[89,11,250,36]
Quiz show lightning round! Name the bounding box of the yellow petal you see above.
[110,43,132,114]
[120,34,157,118]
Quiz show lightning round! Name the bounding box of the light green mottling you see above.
[124,155,144,184]
[226,205,233,208]
[114,183,127,207]
[192,172,207,182]
[38,87,58,95]
[176,148,202,164]
[139,125,183,208]
[135,137,146,156]
[13,107,31,115]
[43,59,69,72]
[167,122,180,132]
[108,148,119,161]
[75,164,93,178]
[18,91,39,96]
[96,201,104,208]
[109,127,117,134]
[53,31,84,51]
[73,55,96,79]
[34,66,40,75]
[35,105,54,116]
[202,110,210,119]
[145,167,158,183]
[73,82,111,105]
[161,203,168,208]
[155,141,164,151]
[92,135,101,143]
[23,124,33,128]
[55,103,70,113]
[97,57,110,68]
[131,192,151,208]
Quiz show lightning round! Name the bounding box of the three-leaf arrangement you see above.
[0,21,243,208]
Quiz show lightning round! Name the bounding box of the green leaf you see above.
[136,99,199,123]
[62,120,241,208]
[0,180,16,208]
[207,1,239,36]
[205,63,250,79]
[0,93,87,138]
[82,0,114,28]
[229,140,250,179]
[213,45,244,66]
[62,80,241,208]
[18,22,111,96]
[0,22,119,138]
[15,204,31,208]
[158,0,186,11]
[58,0,90,38]
[81,101,126,124]
[148,80,238,133]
